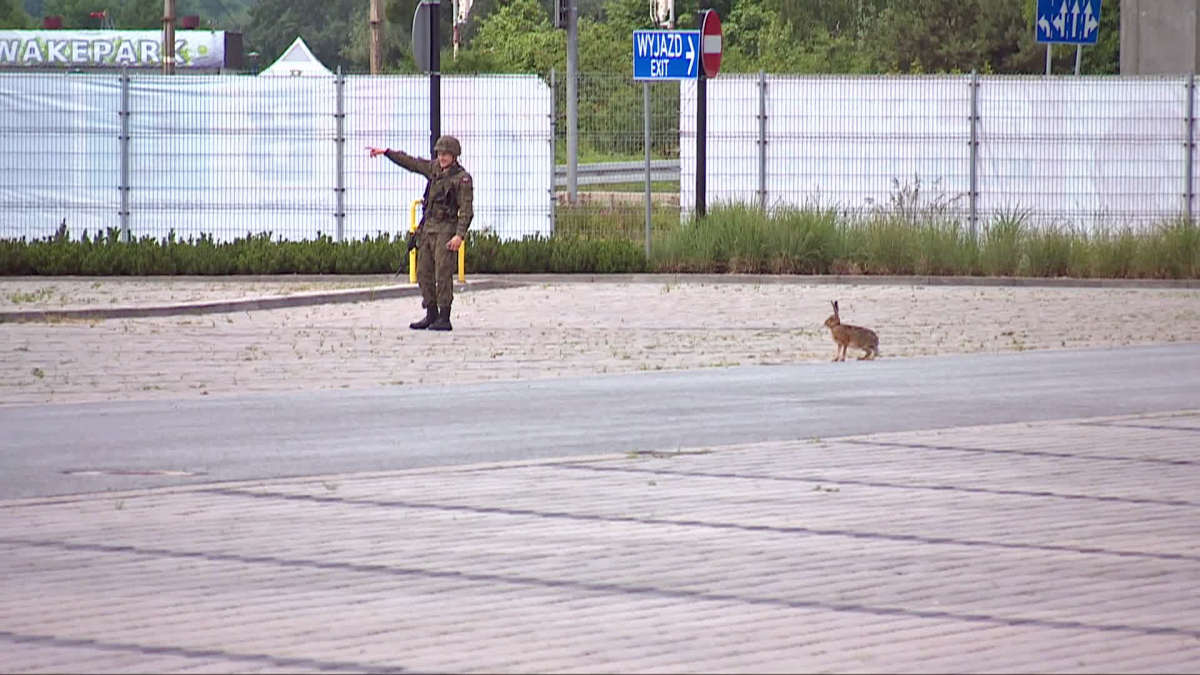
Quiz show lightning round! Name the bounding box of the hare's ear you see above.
[832,300,839,314]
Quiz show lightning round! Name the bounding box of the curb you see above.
[0,279,523,323]
[483,273,1200,289]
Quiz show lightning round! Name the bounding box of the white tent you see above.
[258,37,334,77]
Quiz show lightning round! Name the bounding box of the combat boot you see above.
[409,305,438,330]
[429,305,453,331]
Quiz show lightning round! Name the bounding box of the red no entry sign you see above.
[700,10,722,78]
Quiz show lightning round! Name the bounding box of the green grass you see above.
[554,146,675,166]
[554,202,682,242]
[637,201,1199,278]
[979,208,1025,277]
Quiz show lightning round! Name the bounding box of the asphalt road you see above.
[2,343,1198,500]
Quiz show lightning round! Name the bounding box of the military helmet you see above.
[434,135,461,157]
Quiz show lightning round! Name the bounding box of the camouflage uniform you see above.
[384,136,474,330]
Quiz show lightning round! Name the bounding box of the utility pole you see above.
[162,0,176,74]
[370,0,383,75]
[429,0,441,155]
[452,0,459,61]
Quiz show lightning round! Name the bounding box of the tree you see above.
[2,0,35,27]
[181,0,255,30]
[601,0,660,35]
[19,0,41,20]
[341,2,413,72]
[458,0,559,72]
[37,0,161,29]
[862,0,1119,75]
[112,0,163,29]
[244,0,363,72]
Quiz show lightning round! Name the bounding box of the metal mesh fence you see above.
[127,75,338,242]
[683,74,1195,232]
[552,72,682,242]
[0,72,553,243]
[346,74,554,242]
[976,76,1187,228]
[765,76,971,218]
[3,71,1196,246]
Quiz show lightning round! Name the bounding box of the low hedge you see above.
[0,229,649,276]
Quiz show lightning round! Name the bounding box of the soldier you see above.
[367,136,474,331]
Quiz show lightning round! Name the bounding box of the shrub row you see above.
[3,206,1197,279]
[0,229,648,276]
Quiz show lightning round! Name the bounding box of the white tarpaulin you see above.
[258,37,334,78]
[0,76,121,239]
[0,73,553,242]
[681,75,1190,231]
[0,30,226,70]
[344,75,553,242]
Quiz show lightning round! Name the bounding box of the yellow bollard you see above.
[410,196,466,285]
[458,240,465,283]
[408,198,421,284]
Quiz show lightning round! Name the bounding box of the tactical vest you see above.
[427,165,464,223]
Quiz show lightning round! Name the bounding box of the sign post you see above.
[412,1,442,155]
[633,27,701,254]
[1035,0,1102,76]
[696,9,722,218]
[632,9,721,235]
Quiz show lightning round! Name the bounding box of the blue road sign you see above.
[1036,0,1103,45]
[633,30,701,81]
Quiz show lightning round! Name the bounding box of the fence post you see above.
[119,68,131,242]
[550,68,557,234]
[335,66,346,243]
[969,69,980,241]
[1187,71,1195,223]
[565,0,579,205]
[757,70,767,212]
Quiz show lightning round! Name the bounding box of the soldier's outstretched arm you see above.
[366,146,433,178]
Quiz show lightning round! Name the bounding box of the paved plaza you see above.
[2,411,1199,673]
[2,276,1198,673]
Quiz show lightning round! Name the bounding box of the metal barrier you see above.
[554,160,679,186]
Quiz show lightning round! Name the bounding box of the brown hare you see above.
[823,300,880,361]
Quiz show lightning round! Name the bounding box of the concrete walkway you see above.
[3,276,1198,406]
[2,410,1198,673]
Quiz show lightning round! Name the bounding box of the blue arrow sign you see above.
[633,30,700,81]
[1036,0,1103,45]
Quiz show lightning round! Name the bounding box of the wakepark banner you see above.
[0,30,226,69]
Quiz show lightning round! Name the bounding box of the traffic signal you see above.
[554,0,569,29]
